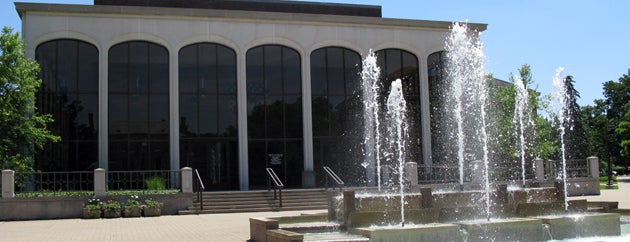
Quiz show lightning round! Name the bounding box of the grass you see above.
[599,176,619,189]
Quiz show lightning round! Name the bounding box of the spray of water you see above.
[386,79,409,227]
[514,76,531,187]
[361,50,382,191]
[445,22,490,219]
[552,67,569,211]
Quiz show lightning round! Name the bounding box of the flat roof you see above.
[94,0,382,17]
[15,2,487,32]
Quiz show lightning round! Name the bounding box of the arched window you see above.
[36,39,98,171]
[179,43,238,190]
[375,49,422,164]
[246,45,303,188]
[310,47,362,185]
[108,41,169,171]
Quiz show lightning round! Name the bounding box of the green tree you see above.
[604,71,630,169]
[562,75,590,159]
[0,27,59,172]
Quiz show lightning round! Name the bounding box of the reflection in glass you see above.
[178,43,238,190]
[108,41,170,171]
[36,39,99,171]
[246,45,303,188]
[310,47,363,186]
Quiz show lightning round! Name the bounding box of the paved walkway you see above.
[1,177,628,242]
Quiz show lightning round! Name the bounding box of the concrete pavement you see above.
[1,177,628,242]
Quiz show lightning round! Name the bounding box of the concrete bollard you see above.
[404,162,418,191]
[496,184,508,204]
[94,168,106,196]
[181,167,193,193]
[534,158,544,180]
[587,156,599,178]
[2,169,15,198]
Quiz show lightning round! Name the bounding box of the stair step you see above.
[179,189,331,214]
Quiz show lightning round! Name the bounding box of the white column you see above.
[419,55,433,167]
[181,167,193,193]
[302,52,315,188]
[237,50,249,190]
[99,47,109,171]
[169,46,180,172]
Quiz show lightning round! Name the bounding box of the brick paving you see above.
[1,177,628,242]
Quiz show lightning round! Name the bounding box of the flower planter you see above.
[103,210,121,218]
[124,206,142,217]
[83,209,101,219]
[142,207,161,217]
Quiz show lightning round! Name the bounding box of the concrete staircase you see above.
[178,189,330,215]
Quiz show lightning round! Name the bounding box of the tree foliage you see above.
[0,27,59,172]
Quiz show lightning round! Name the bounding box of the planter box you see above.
[124,206,142,217]
[83,209,101,219]
[143,207,161,217]
[103,210,121,218]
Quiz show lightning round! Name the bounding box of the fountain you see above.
[248,22,623,242]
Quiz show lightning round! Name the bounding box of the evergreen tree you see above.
[562,75,590,159]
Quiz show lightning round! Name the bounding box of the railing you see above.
[323,166,344,192]
[545,159,589,179]
[108,170,181,191]
[417,164,469,184]
[194,169,205,210]
[14,171,94,195]
[266,168,284,208]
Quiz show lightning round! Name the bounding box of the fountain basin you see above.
[538,213,621,240]
[457,218,542,242]
[352,223,463,242]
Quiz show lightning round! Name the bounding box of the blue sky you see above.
[3,0,629,106]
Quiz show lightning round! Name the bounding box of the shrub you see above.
[145,176,166,190]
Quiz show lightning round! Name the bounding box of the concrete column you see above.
[2,170,15,198]
[94,168,106,196]
[587,156,599,178]
[181,167,193,193]
[534,158,544,180]
[404,162,418,191]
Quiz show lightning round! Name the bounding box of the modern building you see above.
[16,0,486,191]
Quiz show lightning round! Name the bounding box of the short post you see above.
[419,187,433,208]
[471,160,484,183]
[343,190,356,227]
[586,156,599,179]
[496,184,508,204]
[554,180,565,202]
[181,167,193,193]
[534,158,544,180]
[2,169,15,198]
[94,168,106,196]
[404,162,418,192]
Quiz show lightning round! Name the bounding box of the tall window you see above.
[179,43,238,190]
[310,47,362,185]
[246,45,303,188]
[108,41,169,171]
[428,51,451,163]
[36,40,98,171]
[375,49,421,164]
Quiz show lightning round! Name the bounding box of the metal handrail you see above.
[194,169,205,211]
[323,166,344,192]
[266,168,284,207]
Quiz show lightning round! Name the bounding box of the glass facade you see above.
[310,47,363,185]
[247,45,303,188]
[179,43,239,190]
[36,40,99,171]
[108,41,169,171]
[375,49,422,164]
[428,51,451,164]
